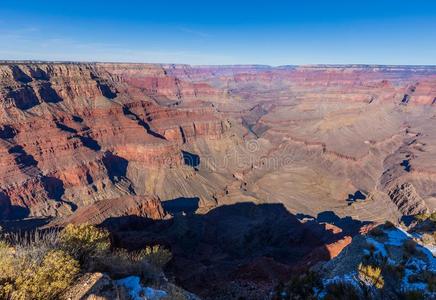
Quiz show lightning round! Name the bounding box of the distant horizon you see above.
[1,0,435,65]
[1,59,436,68]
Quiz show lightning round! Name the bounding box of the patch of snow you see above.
[387,257,396,265]
[416,245,436,272]
[385,228,410,246]
[408,239,436,271]
[326,226,436,298]
[385,227,436,270]
[410,232,422,239]
[406,257,427,271]
[317,290,327,299]
[322,273,360,290]
[116,276,168,300]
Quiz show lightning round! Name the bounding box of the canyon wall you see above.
[0,62,435,223]
[0,62,232,219]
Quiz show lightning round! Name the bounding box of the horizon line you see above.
[1,59,436,68]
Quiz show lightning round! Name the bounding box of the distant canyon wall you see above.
[0,62,435,221]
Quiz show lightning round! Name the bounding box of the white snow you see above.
[385,228,410,246]
[116,276,168,300]
[417,244,436,272]
[323,273,360,290]
[321,226,436,298]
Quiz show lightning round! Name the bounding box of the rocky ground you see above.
[315,218,436,299]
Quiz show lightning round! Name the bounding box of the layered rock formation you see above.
[1,62,435,223]
[51,195,166,226]
[0,62,233,220]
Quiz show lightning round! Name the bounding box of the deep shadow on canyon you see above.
[98,202,367,299]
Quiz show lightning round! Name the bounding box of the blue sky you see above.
[1,0,435,65]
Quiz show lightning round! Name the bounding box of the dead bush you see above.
[357,263,384,289]
[12,250,79,300]
[0,246,79,300]
[59,223,110,262]
[91,246,172,281]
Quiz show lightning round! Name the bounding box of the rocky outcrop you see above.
[388,182,429,215]
[316,223,436,299]
[61,272,130,300]
[0,64,116,111]
[61,272,200,300]
[51,195,166,226]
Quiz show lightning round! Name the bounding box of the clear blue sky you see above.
[1,0,435,65]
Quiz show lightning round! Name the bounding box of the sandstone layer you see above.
[0,62,435,222]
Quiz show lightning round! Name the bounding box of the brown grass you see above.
[357,263,384,289]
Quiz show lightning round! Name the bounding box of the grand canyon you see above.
[1,62,436,299]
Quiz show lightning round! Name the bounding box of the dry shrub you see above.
[0,247,79,300]
[13,250,79,300]
[60,224,110,262]
[92,249,156,279]
[0,241,15,299]
[402,239,426,260]
[357,263,384,289]
[10,230,60,264]
[277,271,321,300]
[420,233,434,245]
[91,246,172,280]
[414,213,430,222]
[415,212,436,222]
[141,245,172,269]
[1,224,172,299]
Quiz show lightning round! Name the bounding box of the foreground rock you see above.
[316,222,436,299]
[62,272,199,300]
